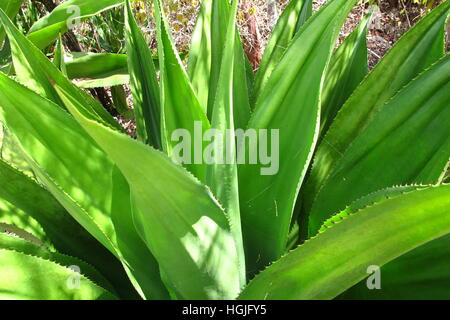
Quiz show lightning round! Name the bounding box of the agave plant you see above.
[0,0,449,300]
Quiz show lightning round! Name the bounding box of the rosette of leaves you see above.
[0,0,448,300]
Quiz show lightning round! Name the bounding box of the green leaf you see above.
[0,73,169,299]
[1,126,35,179]
[207,0,251,129]
[188,0,251,128]
[0,0,24,44]
[320,11,371,134]
[0,233,114,294]
[317,185,427,234]
[307,54,450,235]
[27,0,124,49]
[205,0,245,287]
[74,75,130,89]
[187,0,212,110]
[57,85,242,300]
[0,155,94,252]
[339,233,450,299]
[1,223,47,247]
[239,184,450,299]
[65,51,171,88]
[0,235,116,300]
[152,0,210,181]
[53,36,67,75]
[302,1,449,219]
[110,85,133,118]
[125,0,161,149]
[0,9,122,131]
[65,52,128,81]
[0,157,136,297]
[252,0,312,101]
[238,0,357,273]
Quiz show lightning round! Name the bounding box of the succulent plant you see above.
[0,0,448,300]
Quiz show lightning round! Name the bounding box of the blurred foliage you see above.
[77,7,126,53]
[15,0,41,34]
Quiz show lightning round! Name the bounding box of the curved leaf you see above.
[0,157,136,297]
[57,85,242,300]
[0,73,168,299]
[238,0,357,274]
[0,247,116,299]
[239,184,450,299]
[320,11,371,134]
[252,0,312,101]
[65,52,128,80]
[308,54,450,234]
[0,233,114,293]
[0,9,122,131]
[152,0,210,181]
[0,0,24,44]
[339,233,450,299]
[206,0,246,286]
[125,0,161,148]
[302,1,449,220]
[27,0,124,49]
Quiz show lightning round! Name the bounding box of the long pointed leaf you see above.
[207,0,251,128]
[239,184,450,299]
[302,1,449,219]
[0,236,116,300]
[57,85,242,300]
[252,0,312,101]
[187,0,212,110]
[308,54,450,234]
[0,233,114,294]
[320,11,371,134]
[125,0,161,148]
[27,0,124,49]
[152,0,210,181]
[0,9,122,131]
[0,0,24,44]
[0,73,169,299]
[238,0,357,273]
[338,233,450,299]
[0,157,137,296]
[206,0,245,287]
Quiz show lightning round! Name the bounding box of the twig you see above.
[368,48,382,60]
[399,0,412,28]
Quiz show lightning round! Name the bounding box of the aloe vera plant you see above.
[0,0,449,300]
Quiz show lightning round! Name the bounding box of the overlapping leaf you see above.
[66,52,128,82]
[57,85,242,300]
[0,73,168,299]
[187,0,213,110]
[0,234,116,300]
[206,0,251,128]
[320,11,371,134]
[302,1,449,222]
[27,0,124,49]
[0,0,24,44]
[152,0,210,181]
[308,54,450,234]
[0,157,136,297]
[240,185,450,299]
[124,0,161,148]
[338,233,450,299]
[252,0,312,101]
[238,0,357,273]
[205,0,246,286]
[0,9,122,131]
